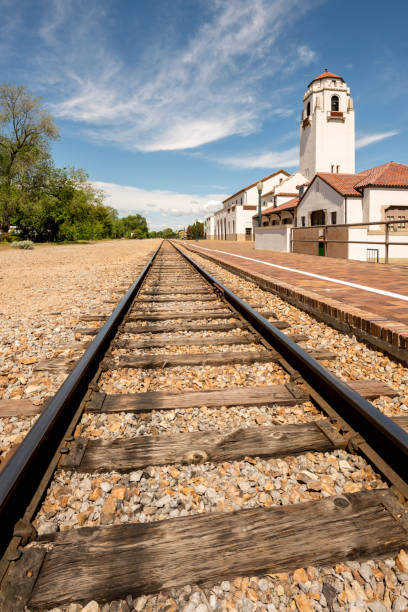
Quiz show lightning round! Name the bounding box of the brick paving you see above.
[181,240,408,362]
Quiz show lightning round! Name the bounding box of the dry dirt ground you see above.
[0,239,161,317]
[0,239,161,452]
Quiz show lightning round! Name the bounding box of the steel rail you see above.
[172,241,408,486]
[0,242,162,557]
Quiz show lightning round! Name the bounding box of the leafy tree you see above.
[186,221,204,240]
[0,85,58,230]
[118,214,149,239]
[148,227,177,238]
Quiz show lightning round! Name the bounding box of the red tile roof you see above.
[316,173,363,197]
[354,162,408,189]
[253,197,299,217]
[308,71,344,87]
[222,169,290,203]
[262,191,298,199]
[316,162,408,197]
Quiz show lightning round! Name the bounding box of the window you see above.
[301,216,306,227]
[332,80,336,85]
[331,95,339,111]
[336,165,340,173]
[299,186,304,197]
[316,181,319,192]
[307,102,311,116]
[331,165,335,173]
[311,210,326,226]
[331,212,337,224]
[240,197,242,205]
[385,207,408,232]
[279,178,283,184]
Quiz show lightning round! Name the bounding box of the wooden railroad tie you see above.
[141,289,212,295]
[0,380,400,419]
[5,490,406,609]
[112,347,338,370]
[135,295,218,303]
[124,310,283,323]
[61,420,346,472]
[127,306,231,317]
[115,333,309,349]
[85,380,398,414]
[76,321,250,336]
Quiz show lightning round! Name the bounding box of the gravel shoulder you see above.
[0,239,161,456]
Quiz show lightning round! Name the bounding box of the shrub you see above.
[10,240,35,249]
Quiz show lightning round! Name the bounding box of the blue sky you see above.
[1,0,407,229]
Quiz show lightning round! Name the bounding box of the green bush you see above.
[10,240,34,249]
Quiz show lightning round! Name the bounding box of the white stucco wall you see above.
[213,203,257,239]
[296,177,348,225]
[205,215,215,239]
[275,172,307,195]
[347,227,408,261]
[254,226,291,252]
[362,187,408,228]
[345,198,363,223]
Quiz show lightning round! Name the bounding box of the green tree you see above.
[14,165,116,242]
[0,85,59,230]
[119,214,149,239]
[186,221,204,240]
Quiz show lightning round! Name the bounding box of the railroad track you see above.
[1,239,408,610]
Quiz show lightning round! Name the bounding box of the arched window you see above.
[331,95,339,112]
[307,102,311,116]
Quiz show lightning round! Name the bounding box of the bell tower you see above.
[299,70,355,178]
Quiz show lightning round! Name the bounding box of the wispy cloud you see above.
[39,0,70,45]
[92,180,226,220]
[216,146,299,169]
[24,0,318,152]
[356,131,399,149]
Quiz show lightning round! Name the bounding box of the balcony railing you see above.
[327,110,345,121]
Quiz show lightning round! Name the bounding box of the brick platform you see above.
[180,240,408,364]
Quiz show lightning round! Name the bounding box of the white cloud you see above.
[31,0,318,151]
[216,146,299,169]
[297,45,317,64]
[92,180,226,219]
[356,131,399,149]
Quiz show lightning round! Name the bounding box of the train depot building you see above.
[206,71,408,262]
